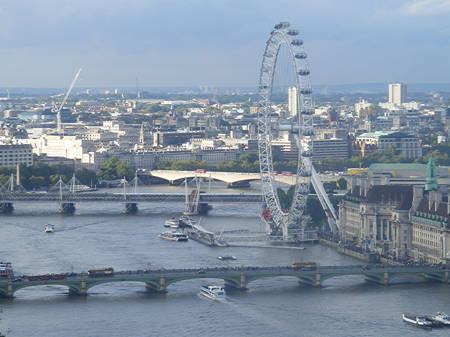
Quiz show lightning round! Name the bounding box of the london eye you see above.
[257,22,339,242]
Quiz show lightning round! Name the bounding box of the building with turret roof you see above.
[340,159,450,262]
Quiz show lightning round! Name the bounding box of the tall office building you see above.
[288,87,297,117]
[388,83,407,105]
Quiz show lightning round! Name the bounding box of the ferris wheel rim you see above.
[257,22,314,240]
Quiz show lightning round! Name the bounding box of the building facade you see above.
[355,131,422,159]
[340,160,450,263]
[287,87,297,117]
[388,83,407,105]
[312,139,349,160]
[340,179,413,258]
[0,144,33,167]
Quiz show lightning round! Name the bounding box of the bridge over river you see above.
[0,191,262,214]
[1,265,449,299]
[147,170,340,187]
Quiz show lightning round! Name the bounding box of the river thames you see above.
[1,185,450,336]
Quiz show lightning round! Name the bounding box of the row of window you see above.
[414,239,440,248]
[0,150,31,154]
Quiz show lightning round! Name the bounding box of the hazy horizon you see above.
[1,0,450,88]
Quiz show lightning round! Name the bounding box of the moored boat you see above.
[44,224,54,233]
[185,223,228,247]
[199,285,226,300]
[402,314,433,328]
[217,256,237,261]
[164,217,179,228]
[430,312,450,326]
[159,231,189,242]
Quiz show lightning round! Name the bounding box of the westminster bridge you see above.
[1,264,449,299]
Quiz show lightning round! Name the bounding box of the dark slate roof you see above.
[346,185,413,210]
[348,185,361,197]
[416,198,449,217]
[366,185,413,210]
[414,198,450,228]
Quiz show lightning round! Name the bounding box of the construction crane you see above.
[56,68,82,133]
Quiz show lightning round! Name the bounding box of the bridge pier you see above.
[227,182,251,188]
[0,202,14,214]
[423,272,448,283]
[125,203,138,214]
[225,273,247,291]
[365,272,390,285]
[60,203,76,214]
[69,279,87,296]
[197,203,212,215]
[145,276,167,293]
[298,273,321,287]
[0,282,13,298]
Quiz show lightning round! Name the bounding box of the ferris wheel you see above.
[257,22,338,242]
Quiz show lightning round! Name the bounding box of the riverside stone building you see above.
[339,181,412,258]
[340,160,450,263]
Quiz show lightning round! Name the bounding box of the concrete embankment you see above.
[227,243,307,250]
[320,239,371,262]
[320,239,403,265]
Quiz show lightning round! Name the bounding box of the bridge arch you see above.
[148,170,264,186]
[169,177,260,186]
[85,279,156,294]
[0,287,7,297]
[245,274,304,287]
[319,273,367,286]
[164,275,241,289]
[387,271,443,283]
[11,283,78,297]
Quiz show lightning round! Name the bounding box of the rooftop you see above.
[347,185,413,210]
[357,131,413,139]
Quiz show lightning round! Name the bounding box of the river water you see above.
[1,184,450,337]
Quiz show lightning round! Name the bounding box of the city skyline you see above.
[1,0,450,88]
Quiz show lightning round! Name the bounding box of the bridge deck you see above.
[0,192,262,203]
[1,265,448,298]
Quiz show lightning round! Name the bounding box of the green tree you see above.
[116,161,135,180]
[306,197,326,226]
[49,174,66,185]
[0,174,10,185]
[97,157,135,180]
[76,168,98,186]
[29,176,46,189]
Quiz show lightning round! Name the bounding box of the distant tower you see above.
[16,164,20,186]
[388,83,407,105]
[136,78,141,99]
[425,157,437,191]
[287,87,297,117]
[139,123,145,147]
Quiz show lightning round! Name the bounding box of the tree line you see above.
[0,157,134,190]
[155,144,450,175]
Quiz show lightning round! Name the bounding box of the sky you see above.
[0,0,450,88]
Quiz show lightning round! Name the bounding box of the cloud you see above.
[1,0,450,87]
[402,0,450,15]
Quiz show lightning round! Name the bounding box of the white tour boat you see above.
[199,285,226,300]
[158,231,189,242]
[164,217,179,228]
[44,224,55,233]
[402,314,433,328]
[431,312,450,325]
[217,256,237,261]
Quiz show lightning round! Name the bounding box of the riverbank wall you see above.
[320,239,402,265]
